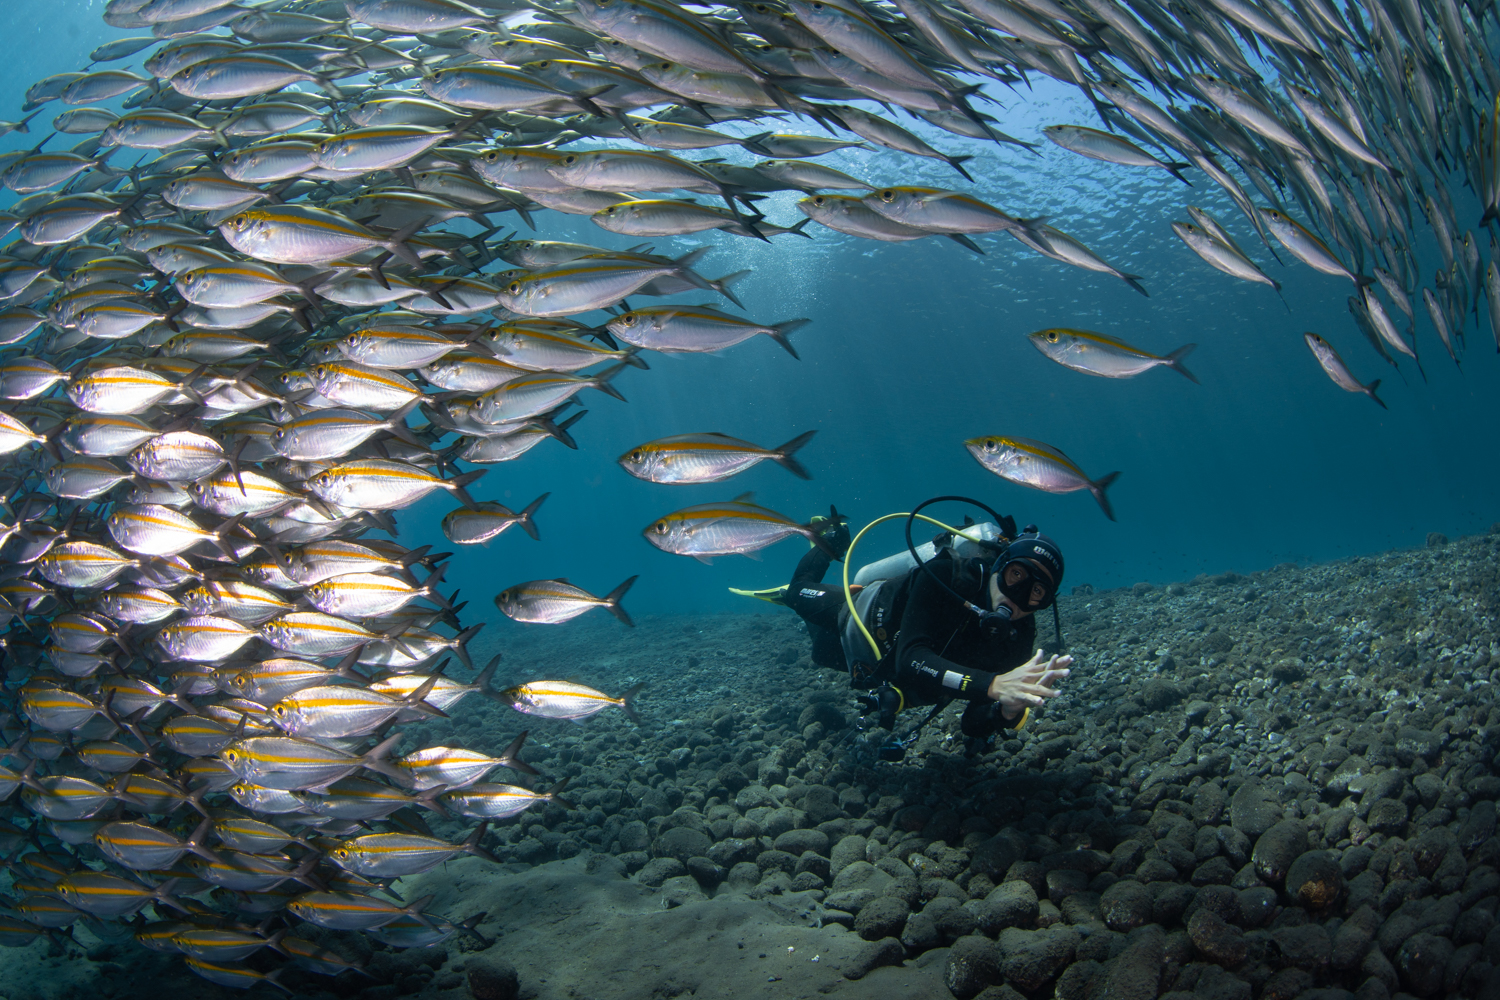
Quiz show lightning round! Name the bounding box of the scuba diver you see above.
[754,501,1073,757]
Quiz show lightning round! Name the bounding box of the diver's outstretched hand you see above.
[987,649,1072,720]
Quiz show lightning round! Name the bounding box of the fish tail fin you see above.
[535,407,584,449]
[771,430,816,479]
[463,821,499,864]
[450,622,484,671]
[445,468,486,510]
[381,215,430,269]
[209,512,247,560]
[672,246,713,273]
[152,877,189,915]
[421,564,452,610]
[946,154,976,182]
[499,729,539,776]
[602,575,637,627]
[767,317,808,359]
[710,269,751,308]
[1354,273,1376,288]
[622,346,650,369]
[1089,471,1121,522]
[362,732,408,784]
[617,684,644,725]
[1165,344,1199,384]
[383,397,425,449]
[1123,273,1150,297]
[1167,161,1193,185]
[1366,379,1388,409]
[516,492,548,540]
[402,893,438,930]
[589,362,629,402]
[546,775,576,809]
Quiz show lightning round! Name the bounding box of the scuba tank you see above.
[851,520,1007,586]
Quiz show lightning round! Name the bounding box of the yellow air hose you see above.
[840,512,1030,732]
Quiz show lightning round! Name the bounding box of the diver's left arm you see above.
[987,649,1072,720]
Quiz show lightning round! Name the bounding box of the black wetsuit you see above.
[782,545,1036,732]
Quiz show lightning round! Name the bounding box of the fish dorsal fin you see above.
[552,577,570,584]
[732,492,754,503]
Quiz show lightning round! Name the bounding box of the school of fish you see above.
[0,0,1494,985]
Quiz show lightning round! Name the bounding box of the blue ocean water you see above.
[6,0,1497,628]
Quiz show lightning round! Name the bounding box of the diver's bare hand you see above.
[986,649,1072,720]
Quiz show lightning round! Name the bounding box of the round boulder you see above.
[1396,933,1454,996]
[1188,907,1247,967]
[467,955,519,1000]
[1284,850,1345,910]
[1099,880,1153,932]
[652,827,712,864]
[854,895,910,941]
[945,935,1003,999]
[774,828,829,858]
[1252,820,1309,884]
[1230,782,1283,839]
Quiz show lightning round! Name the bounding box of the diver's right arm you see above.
[891,559,999,701]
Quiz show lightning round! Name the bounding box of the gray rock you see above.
[790,870,824,892]
[1395,933,1453,996]
[795,850,830,882]
[1285,850,1346,910]
[1237,886,1277,928]
[1097,925,1165,1000]
[844,937,905,981]
[1332,906,1381,970]
[800,784,843,824]
[734,784,775,811]
[824,888,880,913]
[982,879,1039,931]
[1193,964,1251,1000]
[685,856,721,886]
[756,849,798,875]
[1230,782,1283,839]
[705,837,757,869]
[831,859,892,894]
[1394,727,1443,765]
[902,909,942,951]
[946,935,1003,999]
[996,926,1077,992]
[637,855,689,887]
[970,834,1021,881]
[1367,799,1409,835]
[660,874,709,908]
[1188,907,1247,966]
[1272,922,1331,970]
[831,834,867,879]
[652,827,711,864]
[773,828,830,858]
[855,895,911,940]
[467,954,520,1000]
[935,901,979,940]
[724,861,761,889]
[618,819,650,853]
[1252,820,1309,884]
[1100,879,1153,932]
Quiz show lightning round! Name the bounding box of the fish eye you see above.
[811,196,825,206]
[507,283,521,294]
[563,154,577,164]
[653,521,668,533]
[1046,331,1058,342]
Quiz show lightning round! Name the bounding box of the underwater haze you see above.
[5,2,1499,625]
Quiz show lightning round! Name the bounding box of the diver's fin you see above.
[727,584,791,605]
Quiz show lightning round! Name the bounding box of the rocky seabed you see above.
[9,529,1500,1000]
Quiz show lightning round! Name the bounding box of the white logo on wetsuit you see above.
[799,588,824,599]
